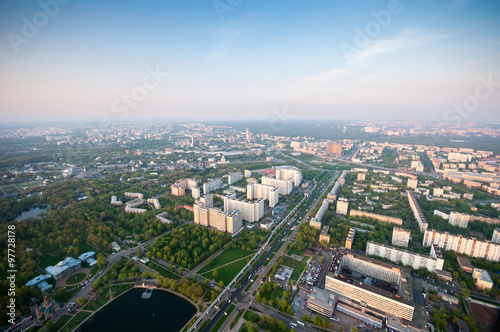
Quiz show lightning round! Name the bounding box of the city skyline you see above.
[1,0,499,123]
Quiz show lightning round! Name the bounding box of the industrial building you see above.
[307,287,336,316]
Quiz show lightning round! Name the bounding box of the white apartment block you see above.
[228,172,242,185]
[147,198,161,210]
[423,229,500,262]
[392,227,411,247]
[492,228,500,244]
[247,183,279,207]
[193,197,242,234]
[407,178,418,190]
[110,195,122,206]
[408,191,428,231]
[449,211,470,228]
[203,178,222,194]
[261,176,293,195]
[275,166,303,186]
[315,199,329,222]
[125,192,144,200]
[433,210,449,220]
[366,241,443,272]
[224,196,264,222]
[336,198,348,215]
[433,188,444,197]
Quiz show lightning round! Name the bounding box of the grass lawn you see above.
[198,248,253,274]
[263,253,275,266]
[202,257,249,286]
[88,266,99,278]
[1,185,19,194]
[83,297,109,311]
[53,285,82,303]
[243,310,260,323]
[60,311,92,332]
[111,283,133,297]
[79,243,99,253]
[66,273,87,285]
[210,304,236,332]
[283,256,309,281]
[148,261,180,279]
[287,247,305,257]
[51,315,72,331]
[259,284,283,304]
[38,253,62,269]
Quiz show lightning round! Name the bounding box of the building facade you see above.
[336,198,349,215]
[423,229,500,262]
[261,176,293,195]
[224,196,264,222]
[247,183,279,207]
[350,210,403,225]
[392,227,411,247]
[275,166,302,186]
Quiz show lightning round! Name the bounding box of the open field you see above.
[283,256,309,281]
[66,273,87,285]
[468,300,500,332]
[60,311,92,332]
[38,253,62,269]
[203,258,249,286]
[198,248,253,275]
[148,261,180,279]
[83,297,109,311]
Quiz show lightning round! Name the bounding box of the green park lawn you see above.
[60,311,92,332]
[283,256,309,281]
[66,273,87,285]
[38,253,62,269]
[202,257,249,286]
[198,248,253,274]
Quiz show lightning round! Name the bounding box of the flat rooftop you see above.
[329,251,414,306]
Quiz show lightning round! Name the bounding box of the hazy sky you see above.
[1,0,499,123]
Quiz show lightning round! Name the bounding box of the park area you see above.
[282,256,309,281]
[199,248,255,286]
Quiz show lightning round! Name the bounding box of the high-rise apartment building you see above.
[247,183,279,207]
[448,211,470,228]
[336,198,349,215]
[275,166,302,187]
[392,227,411,247]
[261,176,293,195]
[224,196,264,222]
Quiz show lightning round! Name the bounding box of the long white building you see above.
[247,183,279,207]
[224,196,264,222]
[326,253,414,321]
[315,199,329,222]
[275,166,302,186]
[423,228,500,262]
[366,241,444,272]
[261,176,293,195]
[408,191,428,231]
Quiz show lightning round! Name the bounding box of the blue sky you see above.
[0,0,499,123]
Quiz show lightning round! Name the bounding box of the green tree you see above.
[76,297,87,306]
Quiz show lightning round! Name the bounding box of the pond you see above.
[78,288,197,332]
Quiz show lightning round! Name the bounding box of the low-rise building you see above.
[307,287,336,317]
[320,225,331,246]
[472,268,493,291]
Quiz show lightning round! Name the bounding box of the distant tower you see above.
[246,128,251,142]
[83,166,86,172]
